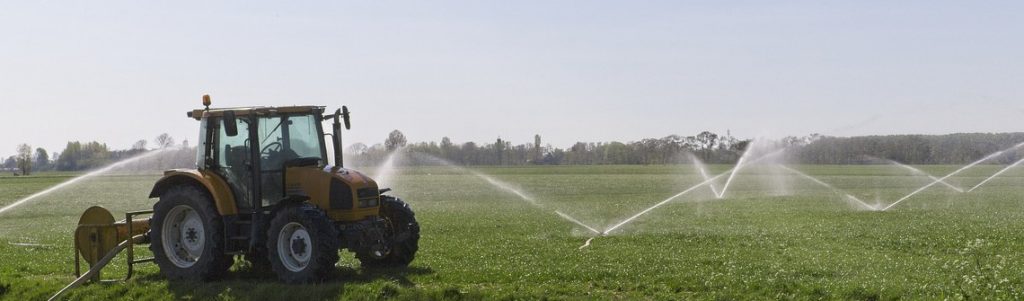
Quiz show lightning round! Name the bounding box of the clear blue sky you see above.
[2,1,1022,157]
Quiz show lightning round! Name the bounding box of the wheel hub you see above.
[162,205,205,268]
[278,222,313,272]
[291,236,307,256]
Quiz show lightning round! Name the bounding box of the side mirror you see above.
[223,111,238,137]
[342,106,351,130]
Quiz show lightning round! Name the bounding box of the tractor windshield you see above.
[258,114,327,169]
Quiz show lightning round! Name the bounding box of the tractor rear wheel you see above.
[357,196,420,268]
[149,185,234,281]
[266,204,340,284]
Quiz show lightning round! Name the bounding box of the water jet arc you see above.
[779,165,876,210]
[373,149,403,187]
[870,157,962,193]
[882,142,1024,211]
[967,157,1024,192]
[0,149,172,216]
[688,154,721,198]
[411,153,600,234]
[716,141,759,198]
[602,149,785,235]
[555,211,602,235]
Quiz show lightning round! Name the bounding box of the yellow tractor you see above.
[71,96,419,285]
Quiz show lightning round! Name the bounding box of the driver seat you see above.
[223,144,252,209]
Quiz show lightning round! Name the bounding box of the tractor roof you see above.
[188,106,326,120]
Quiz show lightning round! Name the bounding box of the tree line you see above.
[784,133,1024,165]
[7,131,1023,174]
[3,133,188,175]
[350,130,1024,167]
[349,130,752,166]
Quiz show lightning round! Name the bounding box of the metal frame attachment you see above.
[73,209,154,282]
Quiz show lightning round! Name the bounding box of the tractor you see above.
[69,96,419,286]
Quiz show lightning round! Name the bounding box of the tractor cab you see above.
[190,106,333,209]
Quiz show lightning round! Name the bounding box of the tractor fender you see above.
[149,169,238,216]
[267,195,312,216]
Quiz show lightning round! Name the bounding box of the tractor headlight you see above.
[358,197,378,208]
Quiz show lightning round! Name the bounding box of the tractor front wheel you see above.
[266,204,340,284]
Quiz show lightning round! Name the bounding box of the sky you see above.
[1,1,1022,157]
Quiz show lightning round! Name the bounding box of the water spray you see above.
[411,153,601,235]
[555,211,602,235]
[373,148,404,187]
[474,173,540,206]
[866,157,963,193]
[716,140,759,198]
[601,175,721,235]
[0,149,173,216]
[778,165,877,211]
[967,157,1024,192]
[602,148,786,236]
[688,153,721,198]
[882,141,1024,211]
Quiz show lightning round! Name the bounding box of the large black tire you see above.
[266,204,341,284]
[149,185,234,281]
[357,196,420,268]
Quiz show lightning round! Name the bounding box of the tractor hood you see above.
[326,166,378,187]
[284,165,381,222]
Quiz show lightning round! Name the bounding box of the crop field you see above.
[1,164,1023,300]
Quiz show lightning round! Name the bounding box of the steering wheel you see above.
[261,142,282,156]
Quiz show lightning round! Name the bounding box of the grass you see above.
[0,164,1023,300]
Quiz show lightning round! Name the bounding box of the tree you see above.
[731,140,752,152]
[461,142,477,164]
[3,156,15,169]
[346,143,368,155]
[604,142,631,164]
[696,131,719,161]
[132,140,148,151]
[154,133,175,149]
[385,130,407,151]
[440,137,454,161]
[543,148,565,165]
[16,144,32,175]
[533,135,542,163]
[56,141,111,171]
[495,137,506,165]
[34,148,49,171]
[57,142,81,170]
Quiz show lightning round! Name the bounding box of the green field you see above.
[1,164,1023,300]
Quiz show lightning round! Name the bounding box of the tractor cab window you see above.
[212,116,253,209]
[258,114,327,205]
